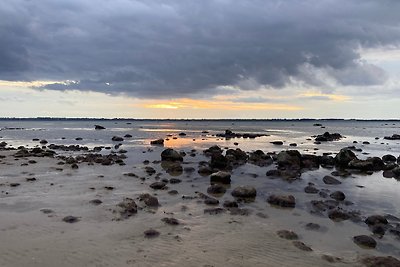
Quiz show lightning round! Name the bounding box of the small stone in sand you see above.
[161,217,180,225]
[62,216,80,223]
[277,230,298,240]
[144,229,160,238]
[353,235,377,248]
[292,241,312,251]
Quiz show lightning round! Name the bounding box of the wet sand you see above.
[0,133,399,266]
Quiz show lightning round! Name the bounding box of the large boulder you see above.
[334,148,357,167]
[161,148,183,162]
[210,171,231,184]
[249,150,273,167]
[276,150,301,169]
[315,132,343,142]
[210,153,229,170]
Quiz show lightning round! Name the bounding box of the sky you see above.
[1,0,400,119]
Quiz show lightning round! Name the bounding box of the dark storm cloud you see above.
[1,0,400,98]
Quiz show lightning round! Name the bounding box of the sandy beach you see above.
[1,122,400,266]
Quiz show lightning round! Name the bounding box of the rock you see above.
[150,139,164,145]
[210,171,231,184]
[198,166,213,176]
[305,223,320,231]
[10,183,21,187]
[304,185,319,194]
[348,157,384,171]
[210,153,229,169]
[144,166,156,175]
[231,186,257,198]
[249,150,273,167]
[161,217,180,225]
[270,141,283,145]
[139,193,159,207]
[203,145,223,156]
[149,182,166,190]
[161,148,183,162]
[178,132,186,136]
[161,161,183,176]
[362,256,400,267]
[111,136,124,142]
[292,241,312,251]
[315,132,343,142]
[330,191,346,201]
[384,134,400,140]
[321,255,342,263]
[40,139,48,144]
[276,230,298,240]
[207,184,227,195]
[323,175,341,185]
[204,197,219,205]
[116,198,137,219]
[334,148,357,167]
[94,125,106,130]
[276,150,301,169]
[124,134,132,138]
[26,177,37,182]
[353,235,376,248]
[223,200,238,208]
[169,178,182,184]
[144,229,160,238]
[328,209,350,221]
[382,154,397,162]
[267,194,295,208]
[62,215,79,223]
[365,215,388,226]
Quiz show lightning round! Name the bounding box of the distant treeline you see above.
[0,117,399,122]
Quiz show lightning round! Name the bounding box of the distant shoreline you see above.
[0,117,399,122]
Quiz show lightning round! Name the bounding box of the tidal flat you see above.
[0,119,400,266]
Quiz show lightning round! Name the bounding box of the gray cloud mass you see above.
[1,0,400,98]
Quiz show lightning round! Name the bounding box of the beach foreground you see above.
[1,120,400,266]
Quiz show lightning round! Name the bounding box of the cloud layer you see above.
[1,0,400,98]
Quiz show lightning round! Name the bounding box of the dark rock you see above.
[207,184,227,195]
[231,186,257,198]
[365,215,388,226]
[276,150,301,169]
[383,154,397,162]
[203,145,223,156]
[304,185,319,194]
[267,194,295,208]
[270,141,283,145]
[149,182,166,190]
[150,139,164,145]
[144,166,156,175]
[292,241,312,251]
[249,150,273,167]
[111,136,124,142]
[362,256,400,267]
[328,209,350,221]
[305,223,320,231]
[323,175,341,185]
[210,153,229,169]
[161,161,183,176]
[94,125,106,130]
[117,198,137,219]
[62,215,79,223]
[353,235,376,248]
[223,200,238,208]
[161,148,183,162]
[124,134,132,138]
[144,229,160,238]
[315,132,343,142]
[169,178,182,184]
[161,217,180,225]
[277,230,298,240]
[10,183,20,187]
[204,197,219,205]
[384,134,400,140]
[178,132,186,136]
[139,193,159,207]
[330,191,346,201]
[289,143,297,147]
[210,171,231,184]
[71,163,79,169]
[334,148,357,167]
[26,177,37,182]
[198,166,213,176]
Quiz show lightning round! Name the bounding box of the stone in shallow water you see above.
[353,235,376,248]
[210,171,231,184]
[362,256,400,267]
[231,186,257,198]
[161,217,180,225]
[276,230,298,240]
[62,216,79,223]
[267,194,296,208]
[323,175,341,185]
[330,191,346,201]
